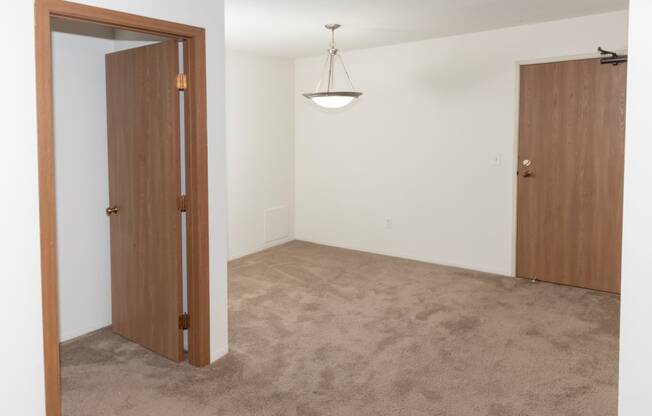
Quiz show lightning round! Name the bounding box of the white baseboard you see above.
[60,321,112,343]
[210,346,229,363]
[295,238,514,278]
[228,237,295,261]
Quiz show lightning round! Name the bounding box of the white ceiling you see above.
[225,0,628,58]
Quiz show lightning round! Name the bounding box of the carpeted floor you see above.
[61,241,620,416]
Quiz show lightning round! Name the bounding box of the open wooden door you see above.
[516,58,627,294]
[105,40,184,361]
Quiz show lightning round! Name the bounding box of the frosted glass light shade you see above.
[303,92,362,109]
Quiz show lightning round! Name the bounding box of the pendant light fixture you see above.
[303,24,362,109]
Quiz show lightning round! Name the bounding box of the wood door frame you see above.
[35,1,211,415]
[513,53,626,282]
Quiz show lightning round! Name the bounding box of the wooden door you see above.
[517,59,626,294]
[106,40,183,361]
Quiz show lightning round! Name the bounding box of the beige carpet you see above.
[61,241,619,416]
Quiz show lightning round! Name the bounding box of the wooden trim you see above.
[183,35,211,366]
[34,2,60,415]
[42,0,204,38]
[34,1,211,414]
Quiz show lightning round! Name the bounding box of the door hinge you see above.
[179,313,190,330]
[176,73,188,91]
[178,195,188,212]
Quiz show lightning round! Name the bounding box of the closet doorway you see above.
[35,1,210,415]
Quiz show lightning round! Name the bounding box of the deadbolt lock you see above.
[106,206,119,216]
[522,159,532,167]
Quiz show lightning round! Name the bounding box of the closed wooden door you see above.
[517,59,626,294]
[106,40,183,361]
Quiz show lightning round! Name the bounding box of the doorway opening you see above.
[35,1,210,415]
[53,18,190,357]
[515,57,627,294]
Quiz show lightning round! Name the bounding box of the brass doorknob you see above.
[106,206,119,216]
[521,159,533,177]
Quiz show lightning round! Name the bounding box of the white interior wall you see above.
[0,5,46,415]
[52,22,115,342]
[0,2,226,414]
[226,50,295,259]
[294,11,629,276]
[113,28,167,49]
[618,1,652,414]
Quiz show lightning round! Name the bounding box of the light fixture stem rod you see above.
[327,26,337,92]
[327,53,334,92]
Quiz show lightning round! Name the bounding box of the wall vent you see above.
[264,206,289,243]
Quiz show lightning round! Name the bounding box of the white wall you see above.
[0,4,46,415]
[619,1,652,414]
[0,2,226,415]
[52,24,115,342]
[294,11,629,276]
[226,50,294,259]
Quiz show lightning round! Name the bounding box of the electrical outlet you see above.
[385,217,392,229]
